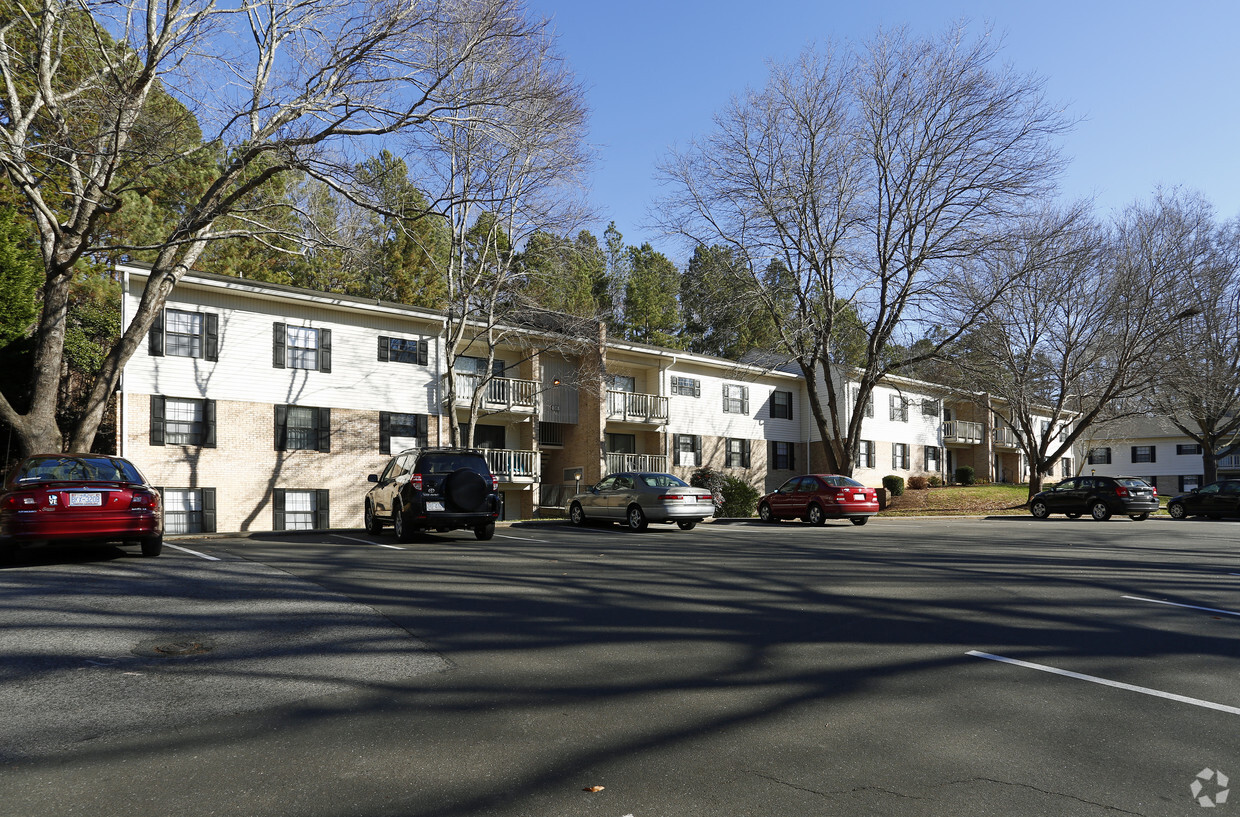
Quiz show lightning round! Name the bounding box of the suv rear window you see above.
[416,453,491,474]
[1116,478,1150,489]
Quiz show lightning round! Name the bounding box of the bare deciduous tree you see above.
[656,24,1071,475]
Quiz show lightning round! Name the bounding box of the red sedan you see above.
[758,474,880,526]
[1,454,163,560]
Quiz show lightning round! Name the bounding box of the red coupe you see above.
[758,474,880,526]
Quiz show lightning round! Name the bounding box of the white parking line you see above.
[968,650,1240,716]
[496,533,549,543]
[1122,595,1240,617]
[166,543,220,561]
[332,534,402,550]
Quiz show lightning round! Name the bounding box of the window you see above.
[273,323,331,372]
[149,309,218,360]
[723,384,749,414]
[770,441,796,471]
[1061,458,1074,477]
[612,374,637,393]
[856,440,875,469]
[771,390,793,420]
[889,394,908,422]
[1177,443,1202,455]
[149,396,215,448]
[725,438,751,469]
[892,443,910,469]
[606,433,636,454]
[379,412,427,455]
[471,424,506,449]
[378,336,429,366]
[274,489,329,531]
[275,405,331,452]
[921,399,941,418]
[457,356,506,376]
[1131,445,1156,464]
[924,445,940,471]
[161,488,216,534]
[1087,447,1112,465]
[854,388,874,418]
[671,376,700,397]
[1180,474,1203,492]
[673,434,701,467]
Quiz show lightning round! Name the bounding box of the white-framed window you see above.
[1061,457,1074,477]
[1131,445,1156,464]
[889,394,908,422]
[855,389,874,418]
[892,443,910,469]
[725,438,751,468]
[274,322,331,372]
[924,445,940,471]
[1177,443,1202,455]
[276,405,330,452]
[1088,447,1112,465]
[165,310,203,358]
[856,440,875,469]
[921,399,941,418]
[723,383,749,414]
[164,398,204,446]
[287,327,319,370]
[283,490,317,530]
[379,336,429,366]
[671,376,700,397]
[380,412,427,455]
[1180,474,1203,492]
[674,434,701,467]
[163,488,207,534]
[771,390,793,419]
[612,374,637,393]
[770,441,796,471]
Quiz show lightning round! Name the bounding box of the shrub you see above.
[882,475,905,496]
[719,475,760,518]
[927,474,943,488]
[690,465,724,495]
[907,475,929,490]
[955,466,975,486]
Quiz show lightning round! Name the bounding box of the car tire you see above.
[1030,500,1050,519]
[394,501,416,544]
[806,504,826,526]
[677,520,697,531]
[627,505,648,531]
[140,536,163,557]
[364,501,383,534]
[1129,512,1150,521]
[1090,501,1112,521]
[759,503,778,523]
[1168,502,1188,520]
[444,468,489,512]
[475,522,495,541]
[569,502,586,526]
[850,517,868,526]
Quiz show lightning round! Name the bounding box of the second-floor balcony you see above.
[993,426,1021,449]
[481,448,539,484]
[605,452,669,475]
[943,420,984,445]
[1219,453,1240,471]
[606,390,669,424]
[451,374,537,415]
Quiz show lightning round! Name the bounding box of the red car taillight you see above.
[410,473,423,491]
[659,494,686,501]
[1115,485,1130,498]
[129,491,158,510]
[1151,487,1158,497]
[492,475,499,490]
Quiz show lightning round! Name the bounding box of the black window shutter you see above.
[319,329,332,373]
[1106,449,1112,464]
[273,323,286,368]
[417,414,428,442]
[787,393,792,421]
[379,411,391,455]
[378,336,390,362]
[742,387,749,415]
[673,435,682,466]
[693,435,702,464]
[273,489,286,530]
[201,488,216,533]
[202,399,217,448]
[317,407,331,452]
[150,395,165,446]
[790,444,796,471]
[1150,447,1156,463]
[149,309,165,357]
[693,380,700,398]
[275,405,288,451]
[742,439,751,468]
[769,440,776,469]
[316,489,330,530]
[418,339,429,366]
[204,313,219,361]
[1131,447,1138,463]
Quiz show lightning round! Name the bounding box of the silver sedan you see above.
[568,472,716,531]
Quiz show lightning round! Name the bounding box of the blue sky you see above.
[527,0,1240,260]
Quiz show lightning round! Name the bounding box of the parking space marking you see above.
[968,650,1240,716]
[166,543,220,561]
[332,534,403,550]
[495,533,549,543]
[1122,595,1240,617]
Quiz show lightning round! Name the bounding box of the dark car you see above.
[0,454,163,560]
[365,447,500,542]
[568,472,715,531]
[1029,475,1158,521]
[758,474,880,526]
[1167,479,1240,520]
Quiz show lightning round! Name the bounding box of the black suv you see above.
[1167,479,1240,520]
[1029,475,1159,521]
[365,448,500,542]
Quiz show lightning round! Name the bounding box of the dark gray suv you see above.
[365,447,500,542]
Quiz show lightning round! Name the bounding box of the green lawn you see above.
[880,483,1032,516]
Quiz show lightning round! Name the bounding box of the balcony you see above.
[943,420,984,445]
[993,426,1021,449]
[605,452,669,475]
[1219,454,1240,471]
[451,374,537,415]
[482,448,539,484]
[606,390,669,424]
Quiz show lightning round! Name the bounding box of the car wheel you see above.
[806,503,826,526]
[1030,500,1050,519]
[677,520,697,531]
[759,502,778,523]
[1129,512,1150,521]
[1066,512,1081,519]
[364,501,383,534]
[394,501,416,544]
[475,522,495,541]
[850,517,868,526]
[627,505,648,531]
[569,502,586,526]
[1168,502,1188,520]
[140,536,163,557]
[1090,501,1112,521]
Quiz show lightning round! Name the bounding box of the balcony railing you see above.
[606,390,669,424]
[451,374,537,413]
[1219,454,1240,470]
[605,452,669,475]
[943,420,984,444]
[482,448,539,483]
[993,426,1021,448]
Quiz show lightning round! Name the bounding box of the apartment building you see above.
[116,264,1069,533]
[1078,416,1240,496]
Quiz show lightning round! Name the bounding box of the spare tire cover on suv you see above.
[444,467,489,513]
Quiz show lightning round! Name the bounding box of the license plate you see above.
[426,501,444,512]
[69,493,102,507]
[854,494,867,501]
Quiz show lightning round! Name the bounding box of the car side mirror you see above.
[367,474,379,483]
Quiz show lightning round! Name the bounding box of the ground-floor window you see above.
[161,487,216,534]
[892,443,910,470]
[725,438,751,468]
[924,445,940,472]
[856,440,875,469]
[1180,474,1203,492]
[274,489,329,531]
[770,441,796,471]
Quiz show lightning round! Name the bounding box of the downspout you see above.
[661,354,678,468]
[118,267,130,458]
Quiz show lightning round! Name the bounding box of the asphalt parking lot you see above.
[2,516,1239,816]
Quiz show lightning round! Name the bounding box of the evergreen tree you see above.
[623,243,684,347]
